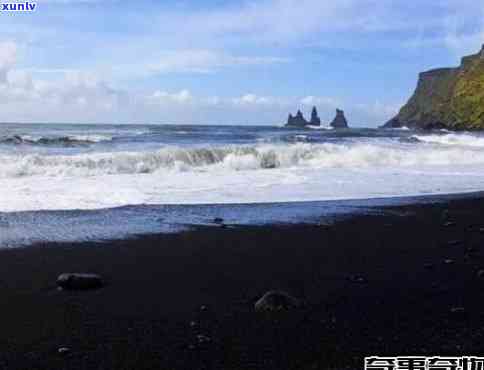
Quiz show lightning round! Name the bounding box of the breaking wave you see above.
[0,134,112,146]
[411,133,484,147]
[2,141,484,178]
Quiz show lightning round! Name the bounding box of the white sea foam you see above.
[0,134,113,145]
[2,140,484,212]
[2,142,484,179]
[68,134,113,142]
[308,125,333,130]
[412,133,484,147]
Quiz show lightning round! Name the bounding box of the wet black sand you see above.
[1,195,484,369]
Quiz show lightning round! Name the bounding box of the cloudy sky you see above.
[0,0,483,126]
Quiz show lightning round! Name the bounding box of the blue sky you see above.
[0,0,483,126]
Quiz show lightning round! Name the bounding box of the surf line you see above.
[1,2,37,11]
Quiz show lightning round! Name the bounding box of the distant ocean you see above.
[2,123,484,246]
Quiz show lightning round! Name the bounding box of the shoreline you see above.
[1,195,484,369]
[4,190,484,248]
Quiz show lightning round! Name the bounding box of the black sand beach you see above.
[2,195,484,369]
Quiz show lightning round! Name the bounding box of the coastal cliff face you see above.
[384,45,484,130]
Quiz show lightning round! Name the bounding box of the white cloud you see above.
[0,48,127,122]
[0,41,17,82]
[354,100,402,122]
[300,96,340,108]
[444,25,484,57]
[6,70,33,88]
[438,1,484,56]
[176,0,394,45]
[144,50,289,74]
[149,89,193,104]
[232,94,275,106]
[0,40,399,125]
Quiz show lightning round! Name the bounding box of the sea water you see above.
[1,123,484,246]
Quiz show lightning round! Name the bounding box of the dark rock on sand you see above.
[450,307,467,318]
[254,291,301,312]
[330,109,349,128]
[447,240,462,246]
[441,209,450,220]
[196,334,211,344]
[57,347,70,355]
[347,274,367,283]
[450,307,465,313]
[57,273,104,291]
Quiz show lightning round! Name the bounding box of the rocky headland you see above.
[384,45,484,130]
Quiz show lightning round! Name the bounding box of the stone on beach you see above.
[254,291,301,312]
[347,274,367,283]
[447,240,462,246]
[57,347,70,355]
[57,273,104,291]
[450,307,467,318]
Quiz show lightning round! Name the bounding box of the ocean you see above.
[2,123,484,246]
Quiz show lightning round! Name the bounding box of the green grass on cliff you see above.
[393,48,484,130]
[449,58,484,129]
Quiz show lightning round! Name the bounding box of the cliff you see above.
[330,109,349,128]
[384,45,484,130]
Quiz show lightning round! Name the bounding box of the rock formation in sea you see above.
[310,106,321,126]
[286,110,309,127]
[285,106,321,127]
[383,45,484,130]
[330,109,349,128]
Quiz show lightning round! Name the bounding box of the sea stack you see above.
[330,109,349,128]
[310,107,321,126]
[285,110,309,127]
[285,106,321,127]
[383,45,484,130]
